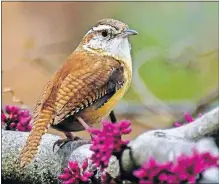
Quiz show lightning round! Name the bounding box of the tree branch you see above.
[2,107,219,183]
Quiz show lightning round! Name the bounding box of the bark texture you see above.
[2,107,219,183]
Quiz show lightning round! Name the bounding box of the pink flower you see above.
[173,122,182,127]
[173,112,201,127]
[1,105,32,132]
[133,149,219,184]
[5,105,19,114]
[184,112,194,123]
[88,120,131,170]
[58,159,94,184]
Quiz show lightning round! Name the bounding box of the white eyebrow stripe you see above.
[92,25,114,31]
[85,25,114,36]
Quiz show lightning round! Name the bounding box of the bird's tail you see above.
[19,108,54,167]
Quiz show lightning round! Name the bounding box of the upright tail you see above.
[19,108,54,167]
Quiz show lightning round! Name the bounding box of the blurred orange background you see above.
[2,2,218,139]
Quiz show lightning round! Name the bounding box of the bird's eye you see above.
[101,30,108,37]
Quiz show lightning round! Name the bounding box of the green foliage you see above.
[116,2,218,102]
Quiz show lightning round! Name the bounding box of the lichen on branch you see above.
[2,107,219,183]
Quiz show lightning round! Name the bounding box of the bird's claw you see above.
[52,136,82,152]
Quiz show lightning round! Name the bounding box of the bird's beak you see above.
[123,29,138,37]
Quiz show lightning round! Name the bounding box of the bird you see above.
[19,18,138,167]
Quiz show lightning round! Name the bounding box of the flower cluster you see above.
[58,159,94,184]
[1,105,32,132]
[58,120,131,184]
[133,149,219,184]
[88,120,131,170]
[174,112,201,127]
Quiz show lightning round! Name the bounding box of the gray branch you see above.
[2,107,219,183]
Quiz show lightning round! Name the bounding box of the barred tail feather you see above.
[19,109,54,167]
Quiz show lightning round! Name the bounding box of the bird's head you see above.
[78,18,138,64]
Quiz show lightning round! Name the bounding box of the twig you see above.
[2,87,24,106]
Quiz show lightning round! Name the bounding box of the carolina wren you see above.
[19,18,137,167]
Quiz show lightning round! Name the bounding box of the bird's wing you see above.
[53,52,124,124]
[30,66,69,125]
[19,51,125,167]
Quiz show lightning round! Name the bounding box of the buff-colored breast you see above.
[81,63,132,124]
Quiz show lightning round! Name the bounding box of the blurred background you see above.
[2,2,218,138]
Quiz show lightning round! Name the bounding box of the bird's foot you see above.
[53,132,82,152]
[76,117,93,139]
